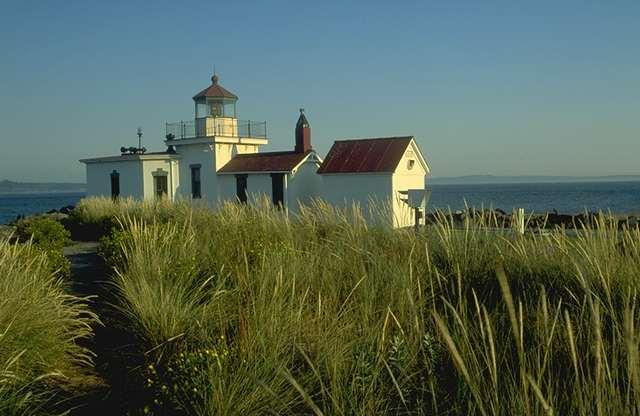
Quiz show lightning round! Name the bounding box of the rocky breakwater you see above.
[424,209,640,230]
[2,205,76,239]
[8,205,76,224]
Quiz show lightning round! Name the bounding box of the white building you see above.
[80,72,430,227]
[318,137,430,227]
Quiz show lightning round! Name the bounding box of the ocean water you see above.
[428,181,640,214]
[1,181,639,225]
[0,192,85,224]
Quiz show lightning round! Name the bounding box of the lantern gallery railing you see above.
[165,119,267,140]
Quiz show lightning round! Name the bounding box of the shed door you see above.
[271,173,284,207]
[154,176,168,198]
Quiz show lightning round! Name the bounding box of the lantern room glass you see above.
[195,97,237,119]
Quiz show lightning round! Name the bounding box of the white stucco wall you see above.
[245,173,276,203]
[391,142,428,227]
[213,143,259,171]
[319,174,394,225]
[83,155,179,201]
[172,143,215,200]
[172,141,262,201]
[391,174,425,228]
[287,159,323,212]
[216,174,237,202]
[216,172,287,205]
[141,159,176,200]
[85,160,144,199]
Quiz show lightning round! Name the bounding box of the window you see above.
[235,174,247,204]
[210,101,223,117]
[271,173,284,208]
[407,159,415,170]
[110,170,120,199]
[190,165,201,199]
[154,175,168,199]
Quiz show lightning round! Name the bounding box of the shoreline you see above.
[425,208,639,230]
[2,203,639,231]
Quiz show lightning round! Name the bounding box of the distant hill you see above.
[0,180,86,194]
[429,175,640,185]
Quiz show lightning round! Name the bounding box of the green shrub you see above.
[36,245,71,279]
[98,227,133,269]
[15,216,70,249]
[14,216,72,279]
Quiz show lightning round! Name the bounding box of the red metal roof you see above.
[218,151,312,173]
[317,136,413,174]
[193,75,238,100]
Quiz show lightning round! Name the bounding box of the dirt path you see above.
[63,242,140,415]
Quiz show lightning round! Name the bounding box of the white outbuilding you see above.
[79,152,180,200]
[317,137,430,227]
[80,71,431,227]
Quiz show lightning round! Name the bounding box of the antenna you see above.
[137,126,143,150]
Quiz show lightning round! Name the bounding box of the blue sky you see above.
[1,0,638,182]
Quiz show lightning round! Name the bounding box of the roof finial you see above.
[211,65,218,84]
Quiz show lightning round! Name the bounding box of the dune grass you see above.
[0,237,98,415]
[86,196,640,415]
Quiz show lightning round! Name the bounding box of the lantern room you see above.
[192,73,239,136]
[193,74,238,118]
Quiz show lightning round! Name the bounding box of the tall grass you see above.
[88,196,640,415]
[0,236,98,414]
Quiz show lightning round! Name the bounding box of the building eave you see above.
[165,136,268,147]
[79,154,181,164]
[217,170,291,175]
[408,138,431,174]
[318,171,393,176]
[290,151,323,172]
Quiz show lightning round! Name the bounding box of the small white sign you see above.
[406,189,432,209]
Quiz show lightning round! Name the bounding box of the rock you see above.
[12,212,69,225]
[625,216,638,228]
[529,214,544,228]
[547,213,574,227]
[424,213,438,225]
[574,213,590,227]
[60,205,75,215]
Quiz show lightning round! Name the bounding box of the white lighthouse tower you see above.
[164,72,269,199]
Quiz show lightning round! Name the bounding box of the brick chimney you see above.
[295,108,311,153]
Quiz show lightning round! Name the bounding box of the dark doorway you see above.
[154,175,168,198]
[235,174,247,203]
[271,173,284,207]
[110,170,120,199]
[190,165,201,199]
